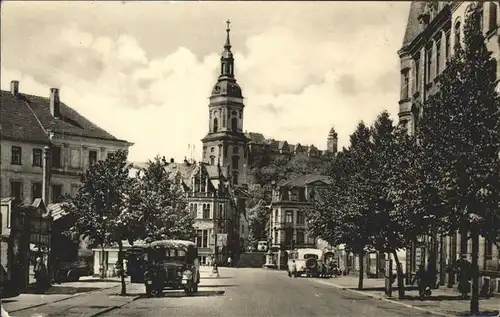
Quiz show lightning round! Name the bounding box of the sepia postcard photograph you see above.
[1,1,500,316]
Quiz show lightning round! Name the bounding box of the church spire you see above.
[220,19,234,78]
[224,19,231,50]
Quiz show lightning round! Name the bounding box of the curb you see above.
[7,282,126,313]
[312,279,456,317]
[89,295,141,317]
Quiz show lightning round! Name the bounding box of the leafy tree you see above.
[418,5,500,313]
[367,111,408,298]
[63,150,136,295]
[308,122,375,290]
[134,156,196,242]
[244,184,270,249]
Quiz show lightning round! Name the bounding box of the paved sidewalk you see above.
[312,275,500,316]
[1,277,124,314]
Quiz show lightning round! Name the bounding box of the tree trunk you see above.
[470,227,479,314]
[118,240,127,296]
[358,250,364,290]
[101,245,106,279]
[392,250,405,299]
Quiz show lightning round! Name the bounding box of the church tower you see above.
[201,20,249,186]
[327,127,338,153]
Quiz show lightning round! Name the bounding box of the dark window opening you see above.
[213,118,219,132]
[231,118,237,132]
[11,181,23,202]
[51,146,62,168]
[32,148,42,167]
[11,146,21,165]
[485,239,493,260]
[231,156,239,170]
[32,182,42,200]
[89,150,98,166]
[51,184,63,203]
[489,3,497,32]
[455,21,461,48]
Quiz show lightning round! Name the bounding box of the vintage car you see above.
[286,248,326,278]
[126,240,200,297]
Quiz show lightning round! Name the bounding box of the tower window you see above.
[489,2,498,32]
[211,147,215,153]
[213,118,218,132]
[210,156,215,166]
[238,111,242,119]
[232,155,239,170]
[231,118,237,132]
[232,171,238,185]
[455,20,461,48]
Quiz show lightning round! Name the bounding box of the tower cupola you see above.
[211,20,243,98]
[327,127,338,153]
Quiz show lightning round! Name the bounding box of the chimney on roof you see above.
[50,88,61,118]
[10,80,19,96]
[170,158,174,163]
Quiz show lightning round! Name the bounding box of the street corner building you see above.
[397,1,500,294]
[0,81,133,293]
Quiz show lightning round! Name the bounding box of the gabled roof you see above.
[401,2,425,48]
[278,174,332,188]
[1,91,50,144]
[1,90,130,144]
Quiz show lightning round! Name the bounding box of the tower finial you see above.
[225,19,231,49]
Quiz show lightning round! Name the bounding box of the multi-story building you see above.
[1,81,133,206]
[398,1,499,293]
[130,158,247,265]
[1,80,133,281]
[268,174,332,267]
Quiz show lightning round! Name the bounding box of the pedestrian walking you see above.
[34,257,48,293]
[412,263,429,300]
[455,254,472,299]
[211,262,219,278]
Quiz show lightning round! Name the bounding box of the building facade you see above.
[398,1,500,294]
[1,81,133,206]
[1,81,133,282]
[268,174,332,251]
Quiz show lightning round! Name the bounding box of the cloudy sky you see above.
[1,1,410,163]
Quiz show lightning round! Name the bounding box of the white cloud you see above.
[1,5,405,163]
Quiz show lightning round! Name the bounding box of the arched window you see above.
[489,2,498,32]
[193,204,198,218]
[210,156,215,166]
[445,29,451,61]
[231,117,237,132]
[411,104,420,135]
[454,20,461,48]
[489,59,497,83]
[232,156,239,170]
[213,118,218,132]
[232,171,238,185]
